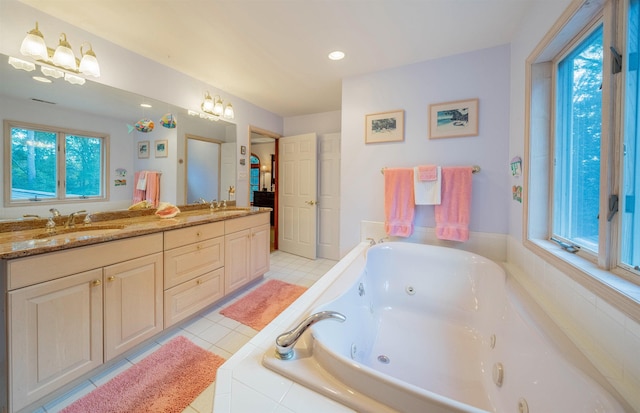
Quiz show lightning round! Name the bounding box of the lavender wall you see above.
[340,45,511,255]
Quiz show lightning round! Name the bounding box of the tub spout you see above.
[275,311,346,360]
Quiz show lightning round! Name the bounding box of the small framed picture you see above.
[155,140,168,158]
[137,141,150,159]
[365,110,404,143]
[429,98,479,139]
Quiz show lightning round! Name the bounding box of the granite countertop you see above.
[0,205,271,259]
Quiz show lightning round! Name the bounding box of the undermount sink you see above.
[33,224,126,240]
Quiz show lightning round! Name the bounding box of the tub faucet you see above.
[275,311,346,360]
[65,210,87,228]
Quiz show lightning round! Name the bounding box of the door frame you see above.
[248,126,281,250]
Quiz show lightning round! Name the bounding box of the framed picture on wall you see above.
[429,98,479,139]
[155,140,168,158]
[365,110,404,143]
[137,141,150,159]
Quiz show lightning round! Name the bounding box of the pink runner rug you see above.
[220,279,307,330]
[61,336,225,413]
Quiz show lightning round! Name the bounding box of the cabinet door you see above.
[8,269,103,412]
[224,229,251,294]
[250,223,271,279]
[104,253,163,361]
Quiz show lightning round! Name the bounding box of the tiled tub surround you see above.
[214,229,640,412]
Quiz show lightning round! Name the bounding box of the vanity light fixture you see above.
[12,22,101,86]
[200,92,235,120]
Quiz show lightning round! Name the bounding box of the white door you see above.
[318,133,341,260]
[278,133,318,259]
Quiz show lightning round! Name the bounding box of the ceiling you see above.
[17,0,537,118]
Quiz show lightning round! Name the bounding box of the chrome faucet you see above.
[275,311,346,360]
[65,210,87,228]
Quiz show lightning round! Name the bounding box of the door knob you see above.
[305,200,318,206]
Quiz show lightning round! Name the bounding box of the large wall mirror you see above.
[0,53,236,217]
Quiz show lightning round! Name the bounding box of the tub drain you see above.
[377,355,390,364]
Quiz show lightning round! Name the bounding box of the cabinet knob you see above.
[91,279,102,287]
[107,276,116,282]
[196,231,202,237]
[196,279,203,285]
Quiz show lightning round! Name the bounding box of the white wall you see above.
[340,45,511,256]
[283,110,341,136]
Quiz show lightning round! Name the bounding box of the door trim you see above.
[248,126,281,250]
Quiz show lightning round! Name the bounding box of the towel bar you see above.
[381,165,481,175]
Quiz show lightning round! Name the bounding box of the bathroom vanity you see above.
[0,207,270,412]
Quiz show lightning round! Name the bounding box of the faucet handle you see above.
[49,208,60,217]
[83,213,92,224]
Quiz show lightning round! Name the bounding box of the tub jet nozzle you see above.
[275,311,346,360]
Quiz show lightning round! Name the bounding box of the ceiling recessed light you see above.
[140,103,152,108]
[328,51,345,61]
[32,76,52,83]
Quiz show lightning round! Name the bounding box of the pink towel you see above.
[133,171,145,203]
[417,165,437,181]
[384,168,415,237]
[435,167,473,242]
[145,172,160,207]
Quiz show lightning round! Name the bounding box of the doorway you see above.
[249,126,280,251]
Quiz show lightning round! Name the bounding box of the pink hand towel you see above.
[417,165,437,181]
[145,172,160,207]
[435,167,473,242]
[384,168,415,237]
[133,171,145,203]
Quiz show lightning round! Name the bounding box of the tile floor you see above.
[33,250,337,413]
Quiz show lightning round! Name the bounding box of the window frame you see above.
[524,0,640,323]
[4,119,110,207]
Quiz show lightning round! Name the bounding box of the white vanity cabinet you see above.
[224,213,270,294]
[163,222,225,327]
[4,233,163,412]
[0,211,271,412]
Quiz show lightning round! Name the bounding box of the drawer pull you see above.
[91,279,102,287]
[196,231,202,237]
[197,279,203,285]
[107,276,116,282]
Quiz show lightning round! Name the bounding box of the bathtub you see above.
[263,242,632,413]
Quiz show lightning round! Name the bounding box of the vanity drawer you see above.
[164,268,224,327]
[224,212,269,234]
[164,236,224,289]
[164,221,224,249]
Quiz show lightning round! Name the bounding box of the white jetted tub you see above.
[263,242,632,413]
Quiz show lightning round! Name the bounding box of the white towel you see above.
[413,166,441,205]
[136,171,148,190]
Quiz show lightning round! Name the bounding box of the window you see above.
[526,0,639,315]
[5,121,108,205]
[623,0,640,270]
[249,154,260,203]
[553,24,603,254]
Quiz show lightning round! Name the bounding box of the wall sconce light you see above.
[13,22,101,85]
[200,91,235,120]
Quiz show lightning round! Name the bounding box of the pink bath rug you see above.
[220,279,307,330]
[61,336,225,413]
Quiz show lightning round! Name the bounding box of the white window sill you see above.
[525,238,640,324]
